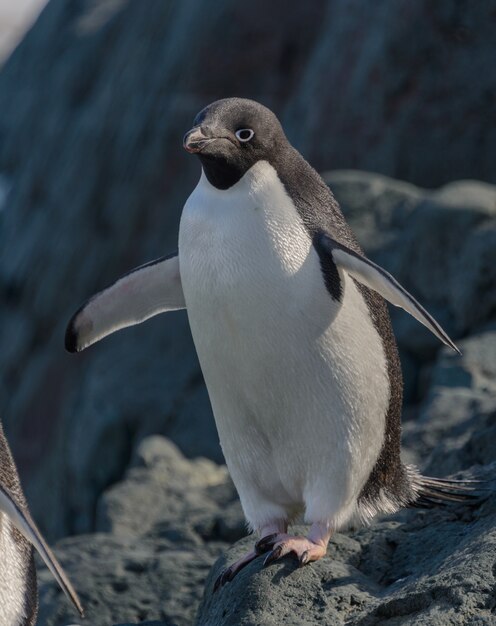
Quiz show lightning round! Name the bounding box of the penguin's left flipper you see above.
[66,252,185,353]
[0,484,84,617]
[315,232,460,354]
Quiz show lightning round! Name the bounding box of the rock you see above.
[283,1,496,187]
[114,623,168,626]
[402,330,496,474]
[1,1,495,189]
[114,623,169,626]
[0,173,10,212]
[197,480,496,625]
[96,436,235,539]
[37,532,206,626]
[38,435,245,626]
[166,384,223,465]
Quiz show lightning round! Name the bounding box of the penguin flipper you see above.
[0,484,84,617]
[315,232,460,354]
[65,252,185,353]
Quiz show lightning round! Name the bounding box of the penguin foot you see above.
[213,531,329,591]
[262,534,327,567]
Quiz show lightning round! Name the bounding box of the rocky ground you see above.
[34,172,496,625]
[37,437,243,626]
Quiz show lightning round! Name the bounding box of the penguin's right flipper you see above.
[315,232,460,354]
[0,484,84,617]
[66,252,185,353]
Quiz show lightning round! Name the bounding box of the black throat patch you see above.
[198,153,249,190]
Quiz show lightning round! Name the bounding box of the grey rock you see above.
[37,532,208,626]
[167,385,223,465]
[0,173,10,212]
[284,1,496,187]
[38,436,244,626]
[96,436,235,539]
[114,623,169,626]
[114,623,170,626]
[402,331,496,474]
[197,484,496,625]
[115,623,168,626]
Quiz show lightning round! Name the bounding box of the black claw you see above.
[263,545,283,567]
[213,565,235,592]
[299,550,310,567]
[255,533,278,554]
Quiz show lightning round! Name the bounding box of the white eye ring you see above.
[235,128,254,142]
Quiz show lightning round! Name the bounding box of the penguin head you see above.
[183,98,287,189]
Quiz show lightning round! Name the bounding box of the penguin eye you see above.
[235,128,254,142]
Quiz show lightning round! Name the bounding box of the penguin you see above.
[0,420,83,624]
[65,97,477,590]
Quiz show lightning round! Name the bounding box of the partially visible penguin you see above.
[0,420,83,624]
[65,97,478,590]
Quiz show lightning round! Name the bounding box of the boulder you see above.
[198,488,496,626]
[96,436,238,540]
[37,436,245,626]
[402,330,496,474]
[38,531,206,626]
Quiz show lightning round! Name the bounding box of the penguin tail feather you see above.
[410,475,489,509]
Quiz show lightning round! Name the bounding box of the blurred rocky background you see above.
[0,1,495,624]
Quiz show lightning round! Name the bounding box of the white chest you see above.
[179,162,337,407]
[0,513,28,626]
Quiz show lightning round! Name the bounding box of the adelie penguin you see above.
[65,97,479,589]
[0,420,83,624]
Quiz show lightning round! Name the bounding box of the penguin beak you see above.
[183,127,216,154]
